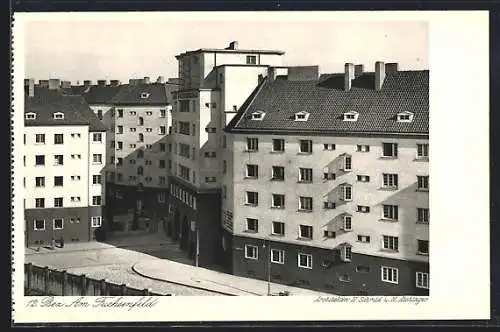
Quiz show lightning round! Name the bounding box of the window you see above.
[251,111,265,120]
[141,92,150,99]
[245,245,258,259]
[54,197,63,208]
[70,196,81,202]
[35,177,45,187]
[383,235,399,251]
[343,154,352,171]
[417,143,429,159]
[179,165,190,181]
[299,196,313,212]
[116,158,123,166]
[93,154,102,164]
[54,176,63,187]
[160,109,166,118]
[35,134,45,144]
[34,219,45,230]
[159,126,166,135]
[298,253,312,269]
[71,175,81,181]
[53,112,64,120]
[92,133,102,142]
[130,128,137,133]
[383,205,399,221]
[272,194,285,208]
[272,221,285,236]
[137,150,144,159]
[417,208,429,223]
[179,121,190,135]
[53,218,64,230]
[382,143,398,157]
[246,164,258,178]
[340,245,352,262]
[357,235,371,243]
[138,133,144,142]
[343,215,352,231]
[35,198,45,208]
[25,112,36,120]
[223,160,227,174]
[117,126,123,134]
[71,154,81,159]
[179,100,190,112]
[357,145,370,152]
[92,196,102,206]
[382,173,398,189]
[294,111,310,121]
[192,124,196,136]
[246,137,258,151]
[357,175,370,182]
[343,111,359,121]
[397,111,414,122]
[54,134,64,144]
[160,143,166,152]
[299,140,312,153]
[356,265,370,273]
[246,218,258,232]
[381,266,399,284]
[129,176,137,182]
[324,230,336,238]
[272,139,285,152]
[271,249,285,264]
[54,155,64,166]
[416,272,429,289]
[129,111,137,116]
[417,240,429,255]
[357,205,370,213]
[97,109,103,120]
[323,143,336,150]
[205,177,216,183]
[417,176,429,191]
[117,109,123,117]
[115,141,123,150]
[299,225,313,240]
[92,175,102,184]
[204,151,216,158]
[272,166,285,181]
[246,55,257,64]
[205,127,216,133]
[91,216,102,227]
[35,155,45,166]
[324,172,336,181]
[137,166,144,175]
[159,160,166,169]
[299,168,313,183]
[341,184,352,201]
[246,191,258,206]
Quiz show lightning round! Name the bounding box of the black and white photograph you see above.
[11,11,489,323]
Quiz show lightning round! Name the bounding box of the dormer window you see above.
[343,111,359,122]
[341,183,353,201]
[53,112,64,120]
[294,111,310,122]
[140,92,150,99]
[397,111,414,123]
[251,111,265,121]
[341,153,352,171]
[342,214,352,231]
[340,244,352,262]
[25,112,36,120]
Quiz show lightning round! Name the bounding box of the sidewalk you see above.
[133,259,335,296]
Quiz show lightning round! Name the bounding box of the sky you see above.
[21,14,428,84]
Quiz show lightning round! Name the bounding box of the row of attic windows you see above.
[25,112,64,120]
[250,111,415,123]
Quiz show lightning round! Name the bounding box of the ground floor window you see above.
[53,218,64,230]
[416,272,429,289]
[91,216,102,227]
[298,253,312,269]
[381,266,399,284]
[34,219,45,231]
[271,249,285,264]
[245,244,258,260]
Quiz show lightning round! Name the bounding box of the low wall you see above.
[24,263,170,296]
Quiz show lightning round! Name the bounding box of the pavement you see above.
[25,232,333,296]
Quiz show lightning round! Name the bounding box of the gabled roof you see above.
[24,87,106,131]
[110,83,176,106]
[226,69,429,137]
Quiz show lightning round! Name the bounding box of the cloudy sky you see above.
[20,13,428,84]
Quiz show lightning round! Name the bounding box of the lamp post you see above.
[263,238,271,296]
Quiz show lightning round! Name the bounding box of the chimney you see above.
[375,61,386,91]
[27,78,35,97]
[97,80,107,87]
[267,67,277,81]
[61,81,71,89]
[48,79,61,90]
[83,80,92,87]
[156,76,165,84]
[385,63,399,73]
[354,64,364,78]
[142,77,150,84]
[228,41,238,50]
[110,80,121,86]
[344,63,355,91]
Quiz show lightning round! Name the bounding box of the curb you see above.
[131,264,239,296]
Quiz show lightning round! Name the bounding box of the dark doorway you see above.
[180,216,189,250]
[173,210,180,241]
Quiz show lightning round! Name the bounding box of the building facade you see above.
[23,79,107,246]
[83,78,177,234]
[222,63,429,295]
[168,41,285,266]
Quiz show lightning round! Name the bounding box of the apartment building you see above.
[23,79,107,246]
[83,77,177,233]
[222,62,429,295]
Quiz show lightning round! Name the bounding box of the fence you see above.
[24,263,169,296]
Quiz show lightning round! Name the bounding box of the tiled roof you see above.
[226,70,429,137]
[24,87,107,131]
[110,83,175,106]
[61,85,91,96]
[82,85,121,104]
